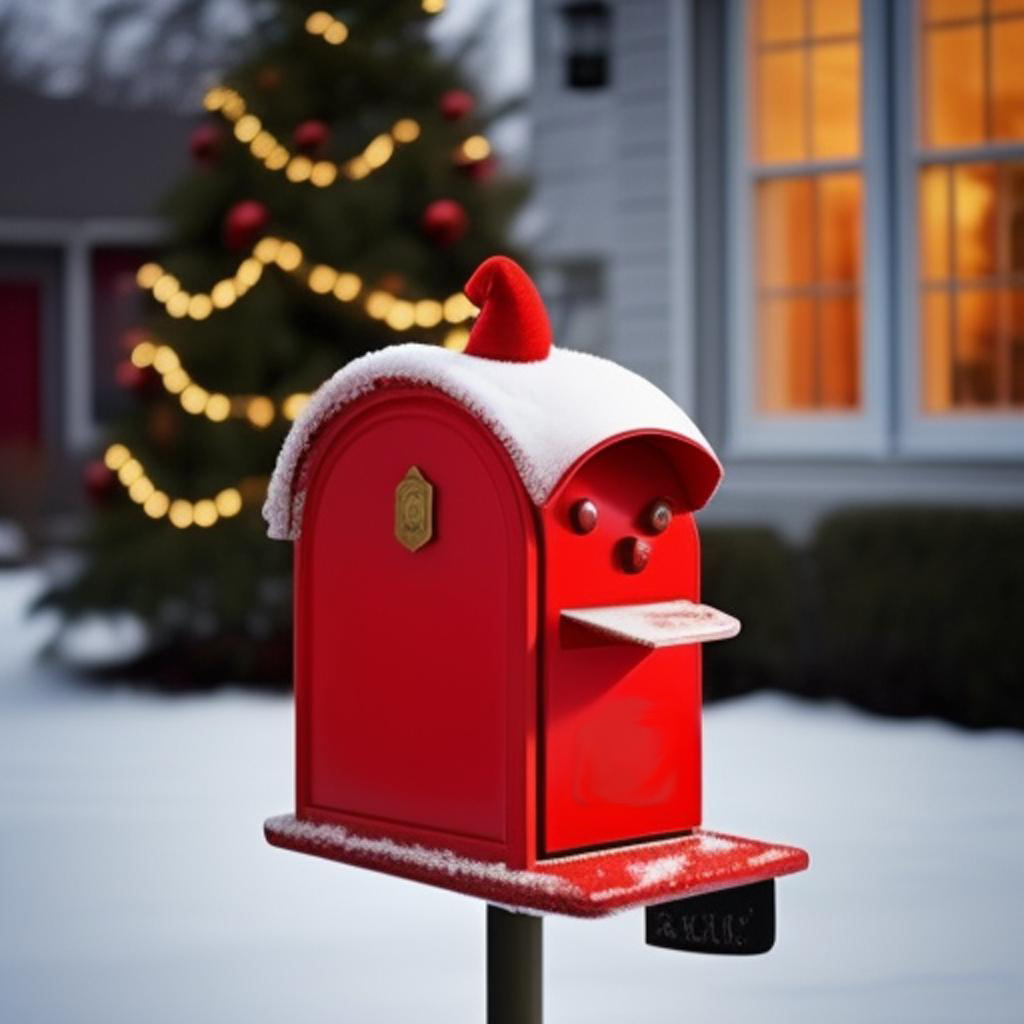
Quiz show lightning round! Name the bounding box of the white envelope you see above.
[561,599,741,648]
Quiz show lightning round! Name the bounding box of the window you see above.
[728,0,1024,458]
[749,0,862,412]
[917,0,1024,412]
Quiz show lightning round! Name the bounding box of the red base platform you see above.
[264,814,809,918]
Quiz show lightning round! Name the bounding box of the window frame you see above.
[895,0,1024,458]
[725,0,890,458]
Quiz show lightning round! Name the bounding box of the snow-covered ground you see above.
[1,568,1022,1023]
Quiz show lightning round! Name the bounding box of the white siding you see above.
[531,0,688,386]
[609,0,678,381]
[531,0,616,259]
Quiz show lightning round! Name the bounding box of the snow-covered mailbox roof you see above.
[263,259,721,540]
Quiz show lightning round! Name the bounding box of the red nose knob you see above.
[623,537,651,573]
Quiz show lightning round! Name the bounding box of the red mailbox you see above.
[263,257,807,919]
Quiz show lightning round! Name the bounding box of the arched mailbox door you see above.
[541,436,703,854]
[294,390,537,863]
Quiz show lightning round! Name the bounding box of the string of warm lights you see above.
[204,86,423,186]
[304,10,349,44]
[305,0,443,44]
[135,237,479,332]
[104,323,465,526]
[108,320,465,524]
[127,325,467,431]
[453,133,492,165]
[205,85,491,188]
[129,339,311,427]
[103,443,248,529]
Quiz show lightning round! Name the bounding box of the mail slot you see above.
[264,257,753,870]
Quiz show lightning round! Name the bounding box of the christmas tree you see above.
[42,0,526,685]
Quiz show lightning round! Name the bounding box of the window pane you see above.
[923,26,985,147]
[999,287,1017,404]
[819,173,861,282]
[811,42,860,158]
[819,296,860,407]
[916,9,1024,414]
[755,50,807,162]
[954,163,997,279]
[1008,164,1024,274]
[749,3,864,417]
[811,0,859,37]
[757,177,815,288]
[955,289,999,404]
[756,0,805,43]
[760,297,816,410]
[922,0,982,19]
[922,290,953,411]
[1011,290,1024,403]
[920,165,951,281]
[991,17,1024,141]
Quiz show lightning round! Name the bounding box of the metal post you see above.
[486,904,542,1024]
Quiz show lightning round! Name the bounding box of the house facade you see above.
[0,82,186,510]
[531,0,1024,535]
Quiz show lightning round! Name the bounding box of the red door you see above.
[295,390,537,863]
[541,438,703,855]
[0,281,41,445]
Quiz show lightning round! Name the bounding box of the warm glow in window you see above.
[919,2,1024,411]
[750,0,861,412]
[921,0,1024,147]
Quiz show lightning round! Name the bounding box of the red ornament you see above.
[420,199,469,247]
[82,460,117,503]
[116,360,158,396]
[189,122,223,165]
[293,119,330,155]
[223,199,270,251]
[464,256,552,363]
[459,155,497,183]
[439,89,475,121]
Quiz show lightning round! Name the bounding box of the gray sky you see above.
[0,0,531,110]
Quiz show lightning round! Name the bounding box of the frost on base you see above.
[264,814,809,918]
[265,814,576,900]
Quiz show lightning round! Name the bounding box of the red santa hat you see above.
[464,256,552,363]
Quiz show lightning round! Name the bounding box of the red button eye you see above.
[571,499,598,534]
[647,499,673,533]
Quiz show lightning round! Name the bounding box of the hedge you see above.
[700,527,803,700]
[810,506,1024,729]
[700,507,1024,730]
